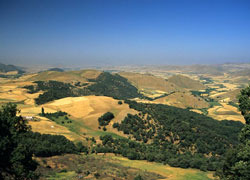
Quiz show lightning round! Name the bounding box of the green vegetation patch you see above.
[37,154,164,180]
[86,72,143,100]
[228,101,239,108]
[47,171,76,180]
[95,100,244,171]
[181,172,211,180]
[98,112,114,126]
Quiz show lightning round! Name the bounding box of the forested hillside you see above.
[24,81,76,105]
[95,100,243,171]
[86,72,143,99]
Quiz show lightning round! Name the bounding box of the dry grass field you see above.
[0,70,18,75]
[168,75,206,90]
[211,89,241,103]
[110,155,214,180]
[28,117,80,141]
[43,96,138,139]
[119,72,180,93]
[154,92,209,109]
[207,103,244,123]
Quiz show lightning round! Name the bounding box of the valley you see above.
[0,63,249,179]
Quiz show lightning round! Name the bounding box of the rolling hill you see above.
[154,91,209,109]
[119,72,180,93]
[168,74,206,90]
[0,65,247,179]
[212,88,241,103]
[28,69,101,83]
[47,67,64,72]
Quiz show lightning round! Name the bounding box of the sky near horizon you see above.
[0,0,250,66]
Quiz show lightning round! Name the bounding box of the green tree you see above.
[41,107,45,116]
[0,103,37,179]
[219,85,250,179]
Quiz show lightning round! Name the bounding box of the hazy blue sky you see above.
[0,0,250,66]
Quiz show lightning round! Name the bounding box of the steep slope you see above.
[168,74,206,90]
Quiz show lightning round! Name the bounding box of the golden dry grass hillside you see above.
[154,92,210,109]
[28,69,101,83]
[212,89,241,103]
[119,72,180,93]
[22,96,137,141]
[168,74,206,90]
[207,103,245,123]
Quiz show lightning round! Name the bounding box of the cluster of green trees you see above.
[86,72,143,99]
[40,108,72,124]
[108,100,244,171]
[218,85,250,179]
[23,81,76,104]
[98,112,114,126]
[199,76,214,84]
[40,108,67,118]
[95,134,219,171]
[47,68,64,72]
[0,103,37,179]
[0,103,87,179]
[21,132,86,157]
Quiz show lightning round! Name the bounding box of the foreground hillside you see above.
[36,154,213,180]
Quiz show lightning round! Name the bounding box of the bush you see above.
[118,101,123,105]
[98,112,114,126]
